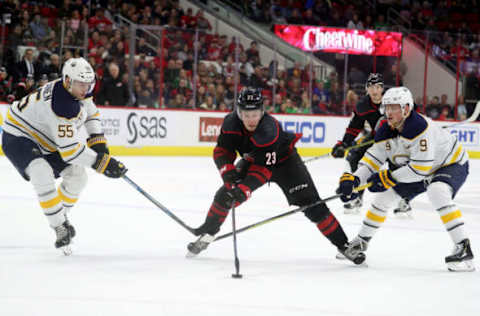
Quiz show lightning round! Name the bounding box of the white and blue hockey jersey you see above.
[2,79,102,167]
[355,111,468,183]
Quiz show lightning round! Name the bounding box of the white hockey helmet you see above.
[62,57,96,94]
[381,86,414,115]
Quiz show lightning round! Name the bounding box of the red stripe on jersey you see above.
[209,202,229,216]
[317,214,334,230]
[248,171,266,184]
[237,184,252,201]
[213,146,236,161]
[222,129,243,136]
[346,127,361,136]
[322,220,339,236]
[249,119,280,148]
[249,164,272,180]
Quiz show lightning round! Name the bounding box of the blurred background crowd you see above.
[0,0,479,121]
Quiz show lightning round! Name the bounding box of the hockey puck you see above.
[231,273,243,279]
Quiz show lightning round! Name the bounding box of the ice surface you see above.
[1,156,479,316]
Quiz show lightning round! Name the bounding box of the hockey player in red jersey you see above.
[331,73,411,216]
[186,87,365,265]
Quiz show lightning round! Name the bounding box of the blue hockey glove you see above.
[367,170,397,192]
[336,172,360,202]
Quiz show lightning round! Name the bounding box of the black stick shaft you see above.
[123,175,196,235]
[231,202,241,276]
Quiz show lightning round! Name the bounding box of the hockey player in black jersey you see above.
[186,87,365,265]
[331,73,411,215]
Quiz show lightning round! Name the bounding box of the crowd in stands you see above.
[0,0,478,120]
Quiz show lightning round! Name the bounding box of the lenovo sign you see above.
[275,24,402,57]
[199,117,223,142]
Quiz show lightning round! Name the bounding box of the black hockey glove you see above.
[219,163,241,185]
[87,133,110,154]
[331,141,347,158]
[336,172,360,202]
[226,184,251,205]
[92,153,127,178]
[367,170,397,192]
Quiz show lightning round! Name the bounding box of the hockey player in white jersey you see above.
[336,87,474,271]
[1,57,127,254]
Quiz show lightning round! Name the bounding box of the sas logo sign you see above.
[450,127,479,146]
[279,120,325,143]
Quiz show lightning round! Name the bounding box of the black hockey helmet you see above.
[237,87,264,112]
[366,73,384,88]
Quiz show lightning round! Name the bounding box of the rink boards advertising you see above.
[0,104,479,158]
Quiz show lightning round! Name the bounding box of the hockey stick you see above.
[123,175,197,235]
[214,183,372,242]
[230,201,242,278]
[442,101,480,128]
[303,139,374,164]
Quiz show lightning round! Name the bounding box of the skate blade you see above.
[61,245,72,256]
[335,252,347,260]
[394,212,413,219]
[186,250,199,258]
[447,259,475,272]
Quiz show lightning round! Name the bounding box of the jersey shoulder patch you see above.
[374,121,398,142]
[400,111,428,140]
[250,114,280,148]
[51,81,81,120]
[355,95,380,115]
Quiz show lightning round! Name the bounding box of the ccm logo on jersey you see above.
[288,183,308,194]
[127,112,167,144]
[280,121,325,143]
[450,127,479,146]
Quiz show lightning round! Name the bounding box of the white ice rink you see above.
[0,156,479,316]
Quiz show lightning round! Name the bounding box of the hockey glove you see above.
[367,169,397,192]
[336,172,360,202]
[92,153,127,178]
[226,184,251,205]
[87,133,109,154]
[219,163,241,185]
[331,141,347,158]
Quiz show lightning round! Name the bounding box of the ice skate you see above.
[336,236,369,262]
[186,234,215,258]
[445,239,475,272]
[64,216,76,239]
[343,196,362,214]
[53,222,72,256]
[393,199,413,219]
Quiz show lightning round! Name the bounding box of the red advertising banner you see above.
[274,24,403,57]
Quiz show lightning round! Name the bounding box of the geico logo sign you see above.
[127,112,167,144]
[280,121,325,143]
[450,127,479,146]
[199,117,224,142]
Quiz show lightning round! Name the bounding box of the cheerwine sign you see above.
[275,25,403,57]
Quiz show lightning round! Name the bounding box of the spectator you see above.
[96,62,130,106]
[426,96,441,119]
[246,41,260,63]
[137,89,156,108]
[0,67,13,101]
[14,49,37,82]
[43,54,61,78]
[347,13,364,30]
[29,14,50,43]
[456,95,468,121]
[169,93,187,108]
[88,8,112,32]
[196,10,211,31]
[200,95,216,110]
